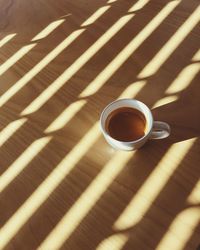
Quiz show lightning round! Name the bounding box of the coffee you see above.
[106,107,146,142]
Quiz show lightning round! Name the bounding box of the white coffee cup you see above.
[100,99,170,151]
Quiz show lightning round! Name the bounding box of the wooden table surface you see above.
[0,0,200,249]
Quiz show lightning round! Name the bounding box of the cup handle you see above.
[149,121,171,139]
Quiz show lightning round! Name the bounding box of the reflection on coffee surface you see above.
[106,107,146,142]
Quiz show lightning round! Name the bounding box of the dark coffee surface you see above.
[106,107,146,142]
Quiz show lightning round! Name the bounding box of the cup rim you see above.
[100,98,153,144]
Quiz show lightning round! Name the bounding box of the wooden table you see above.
[0,0,200,249]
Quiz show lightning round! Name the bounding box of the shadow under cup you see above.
[100,99,154,151]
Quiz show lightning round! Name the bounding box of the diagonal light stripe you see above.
[166,63,200,94]
[82,6,110,26]
[38,151,134,250]
[0,44,36,76]
[79,0,180,98]
[138,5,200,78]
[118,80,146,99]
[0,136,52,193]
[187,180,200,204]
[96,233,129,250]
[0,34,16,48]
[20,0,150,115]
[192,48,200,61]
[45,100,87,133]
[152,95,178,108]
[156,207,200,250]
[0,118,27,147]
[107,0,118,3]
[166,48,200,94]
[31,19,66,41]
[0,123,100,249]
[114,138,196,230]
[128,0,149,12]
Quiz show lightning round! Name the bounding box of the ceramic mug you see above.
[100,99,170,151]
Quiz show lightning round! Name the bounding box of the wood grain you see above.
[0,0,200,249]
